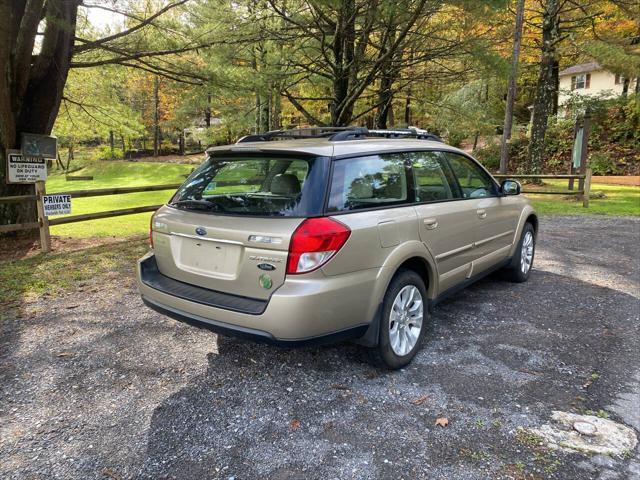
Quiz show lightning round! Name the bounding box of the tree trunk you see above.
[526,0,559,176]
[499,0,525,174]
[331,0,356,126]
[205,93,212,127]
[153,76,160,157]
[0,0,80,228]
[622,77,630,97]
[109,130,115,158]
[551,58,560,115]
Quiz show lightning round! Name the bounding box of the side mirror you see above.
[500,179,521,196]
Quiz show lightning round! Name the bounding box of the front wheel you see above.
[371,269,427,370]
[504,223,536,283]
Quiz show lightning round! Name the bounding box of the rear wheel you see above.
[371,269,427,370]
[504,223,536,283]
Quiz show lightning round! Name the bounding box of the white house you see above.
[558,62,636,106]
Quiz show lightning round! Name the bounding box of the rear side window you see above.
[170,156,324,217]
[327,154,409,212]
[411,151,455,202]
[444,152,497,198]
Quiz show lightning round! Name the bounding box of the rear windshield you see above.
[169,155,324,217]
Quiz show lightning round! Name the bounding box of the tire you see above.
[504,222,536,283]
[370,269,427,370]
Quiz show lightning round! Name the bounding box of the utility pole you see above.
[499,0,525,174]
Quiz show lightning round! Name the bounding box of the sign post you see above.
[35,181,51,253]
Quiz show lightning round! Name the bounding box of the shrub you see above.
[589,152,620,175]
[93,145,123,161]
[474,142,501,171]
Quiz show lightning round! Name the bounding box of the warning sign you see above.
[43,194,72,216]
[6,149,47,183]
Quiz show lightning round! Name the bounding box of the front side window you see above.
[327,154,409,212]
[170,156,321,216]
[444,152,497,199]
[411,151,455,202]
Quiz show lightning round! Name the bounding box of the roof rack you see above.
[236,126,442,143]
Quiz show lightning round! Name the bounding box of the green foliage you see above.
[589,152,619,175]
[474,142,501,171]
[430,80,503,147]
[93,145,123,161]
[475,95,640,175]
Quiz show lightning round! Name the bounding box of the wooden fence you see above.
[0,182,181,253]
[0,169,592,253]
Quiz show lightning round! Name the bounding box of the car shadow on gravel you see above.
[136,269,640,480]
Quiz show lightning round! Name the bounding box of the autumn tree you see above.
[0,0,212,228]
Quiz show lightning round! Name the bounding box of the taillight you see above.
[286,217,351,274]
[149,215,154,248]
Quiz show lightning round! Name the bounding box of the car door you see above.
[410,151,479,293]
[443,151,519,275]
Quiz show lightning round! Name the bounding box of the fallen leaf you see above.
[56,351,74,358]
[435,417,449,427]
[330,384,350,390]
[289,419,301,430]
[102,468,121,480]
[411,394,430,406]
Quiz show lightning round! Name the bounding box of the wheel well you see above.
[526,213,539,233]
[397,257,431,293]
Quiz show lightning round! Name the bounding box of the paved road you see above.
[1,216,639,479]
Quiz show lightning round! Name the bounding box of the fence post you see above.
[35,181,51,253]
[583,167,592,208]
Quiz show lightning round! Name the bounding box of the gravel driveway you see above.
[1,216,639,479]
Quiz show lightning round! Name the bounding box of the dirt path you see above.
[1,216,639,479]
[592,176,640,187]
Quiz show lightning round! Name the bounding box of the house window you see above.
[571,73,590,90]
[615,74,624,85]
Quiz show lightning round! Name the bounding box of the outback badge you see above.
[259,274,273,289]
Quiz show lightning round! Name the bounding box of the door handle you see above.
[423,218,438,230]
[477,209,487,219]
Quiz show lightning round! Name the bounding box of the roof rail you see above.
[235,126,442,143]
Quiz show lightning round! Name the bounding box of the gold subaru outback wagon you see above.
[138,127,537,369]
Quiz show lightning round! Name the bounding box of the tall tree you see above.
[499,0,526,174]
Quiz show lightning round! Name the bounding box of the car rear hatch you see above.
[150,153,328,301]
[152,210,303,300]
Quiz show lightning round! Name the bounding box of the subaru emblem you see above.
[195,227,207,236]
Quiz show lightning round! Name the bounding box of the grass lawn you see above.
[0,238,148,305]
[46,161,194,237]
[525,180,640,216]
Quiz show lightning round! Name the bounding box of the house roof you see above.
[559,62,602,76]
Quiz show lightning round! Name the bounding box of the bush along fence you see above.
[0,169,593,254]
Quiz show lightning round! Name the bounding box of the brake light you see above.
[287,217,351,274]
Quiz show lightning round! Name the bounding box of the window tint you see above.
[411,151,455,202]
[327,154,408,212]
[444,152,496,199]
[171,156,319,216]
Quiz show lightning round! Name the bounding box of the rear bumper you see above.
[137,253,381,345]
[141,296,367,347]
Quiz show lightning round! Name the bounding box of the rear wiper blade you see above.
[171,199,224,211]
